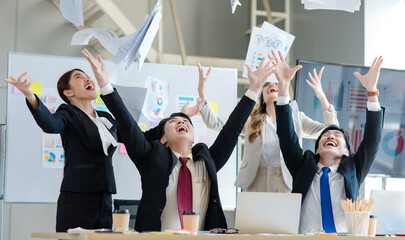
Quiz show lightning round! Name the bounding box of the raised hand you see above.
[4,72,34,97]
[181,99,203,117]
[353,56,383,92]
[81,48,109,88]
[196,60,212,104]
[246,56,278,93]
[271,50,302,96]
[4,72,38,108]
[306,67,327,100]
[306,66,331,111]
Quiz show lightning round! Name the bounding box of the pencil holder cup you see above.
[345,211,370,236]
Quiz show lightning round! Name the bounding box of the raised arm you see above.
[352,56,384,183]
[272,50,305,176]
[209,57,277,170]
[4,72,38,109]
[82,49,152,168]
[180,60,228,130]
[4,73,71,133]
[299,66,339,138]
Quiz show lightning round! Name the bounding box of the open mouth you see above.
[84,83,95,90]
[177,125,188,133]
[269,88,278,93]
[324,141,337,147]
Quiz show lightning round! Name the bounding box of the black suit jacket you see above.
[275,103,383,202]
[28,95,119,193]
[101,90,255,232]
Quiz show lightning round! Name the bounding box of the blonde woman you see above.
[182,51,339,192]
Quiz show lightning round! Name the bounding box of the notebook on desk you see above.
[234,192,302,234]
[370,190,405,235]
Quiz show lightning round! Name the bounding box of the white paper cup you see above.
[183,211,200,234]
[112,209,130,232]
[345,211,370,236]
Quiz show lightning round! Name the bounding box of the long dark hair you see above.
[57,68,85,104]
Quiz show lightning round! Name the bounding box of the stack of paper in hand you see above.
[243,21,295,83]
[301,0,361,13]
[71,0,162,71]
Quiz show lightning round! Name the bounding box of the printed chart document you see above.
[60,0,84,27]
[71,28,119,56]
[301,0,361,12]
[243,21,295,83]
[113,0,161,71]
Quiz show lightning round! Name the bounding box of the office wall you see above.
[289,0,364,66]
[0,0,365,239]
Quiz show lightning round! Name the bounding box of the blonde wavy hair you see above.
[247,82,270,143]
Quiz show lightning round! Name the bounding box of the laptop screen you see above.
[234,192,302,234]
[370,190,405,235]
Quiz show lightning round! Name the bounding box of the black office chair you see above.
[113,199,140,229]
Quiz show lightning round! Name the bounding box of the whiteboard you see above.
[5,52,238,208]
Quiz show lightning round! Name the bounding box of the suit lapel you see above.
[73,106,104,153]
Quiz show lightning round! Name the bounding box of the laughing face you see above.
[160,116,194,146]
[64,70,97,101]
[262,82,279,104]
[316,130,350,159]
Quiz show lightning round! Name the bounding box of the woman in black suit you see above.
[4,58,119,232]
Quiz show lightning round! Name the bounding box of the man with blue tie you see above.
[273,53,384,234]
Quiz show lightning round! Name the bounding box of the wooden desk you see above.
[31,232,390,240]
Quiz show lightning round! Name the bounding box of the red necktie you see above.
[177,157,192,229]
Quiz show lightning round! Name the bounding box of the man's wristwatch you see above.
[366,90,379,97]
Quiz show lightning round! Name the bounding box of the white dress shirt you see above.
[299,163,346,234]
[259,115,281,167]
[276,95,381,233]
[160,151,211,231]
[77,107,118,156]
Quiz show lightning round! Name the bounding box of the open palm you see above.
[353,56,383,92]
[271,50,302,86]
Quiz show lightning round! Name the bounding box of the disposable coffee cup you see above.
[112,209,130,232]
[182,211,200,234]
[345,211,370,236]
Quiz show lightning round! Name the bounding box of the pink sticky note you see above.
[13,86,23,95]
[119,143,127,154]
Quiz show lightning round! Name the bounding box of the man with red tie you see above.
[82,49,277,232]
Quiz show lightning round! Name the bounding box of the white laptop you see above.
[234,192,302,234]
[370,190,405,235]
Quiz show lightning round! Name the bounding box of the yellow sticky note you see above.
[209,102,218,115]
[138,123,147,132]
[95,91,104,104]
[30,82,42,96]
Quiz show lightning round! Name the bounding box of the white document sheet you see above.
[113,0,161,71]
[71,28,120,56]
[301,0,361,12]
[230,0,242,14]
[60,0,84,27]
[243,21,295,83]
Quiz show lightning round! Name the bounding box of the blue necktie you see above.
[320,167,337,233]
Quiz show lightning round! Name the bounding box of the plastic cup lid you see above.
[183,211,200,215]
[113,209,130,214]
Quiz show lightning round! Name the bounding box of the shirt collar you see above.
[317,162,339,174]
[172,150,193,161]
